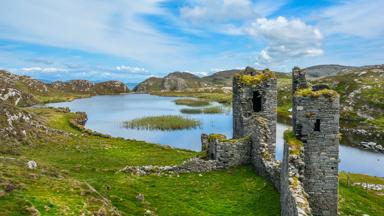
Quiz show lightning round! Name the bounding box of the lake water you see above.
[47,94,384,177]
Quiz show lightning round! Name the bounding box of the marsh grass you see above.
[174,98,210,107]
[123,115,201,131]
[180,106,224,114]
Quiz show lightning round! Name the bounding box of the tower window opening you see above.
[252,91,262,112]
[314,119,321,132]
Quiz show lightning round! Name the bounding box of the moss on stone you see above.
[236,69,276,87]
[223,135,251,144]
[208,134,227,142]
[284,130,303,155]
[295,88,338,98]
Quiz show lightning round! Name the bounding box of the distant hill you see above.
[302,64,357,79]
[202,69,241,87]
[134,71,208,92]
[134,68,289,92]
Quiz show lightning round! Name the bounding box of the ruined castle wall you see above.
[232,73,277,157]
[280,139,311,216]
[294,95,340,216]
[232,69,280,190]
[250,116,281,190]
[205,135,251,168]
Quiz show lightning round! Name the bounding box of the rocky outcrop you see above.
[50,80,94,93]
[50,80,129,95]
[95,81,128,95]
[0,103,65,145]
[0,70,129,107]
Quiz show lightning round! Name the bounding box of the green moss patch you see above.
[123,115,201,131]
[283,130,303,155]
[295,88,338,98]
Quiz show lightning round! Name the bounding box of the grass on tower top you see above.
[236,69,276,86]
[295,88,338,98]
[123,115,201,131]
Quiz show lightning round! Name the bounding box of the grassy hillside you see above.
[0,108,280,215]
[1,107,383,215]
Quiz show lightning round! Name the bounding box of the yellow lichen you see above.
[295,88,338,98]
[292,176,299,189]
[236,69,276,86]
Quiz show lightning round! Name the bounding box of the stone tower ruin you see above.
[202,66,340,216]
[292,68,340,215]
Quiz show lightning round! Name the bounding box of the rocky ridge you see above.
[0,70,129,106]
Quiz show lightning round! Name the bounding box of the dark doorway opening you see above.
[252,91,262,112]
[314,119,321,131]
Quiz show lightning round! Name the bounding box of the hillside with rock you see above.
[0,70,129,106]
[134,71,207,92]
[302,64,356,79]
[134,69,290,92]
[313,65,384,146]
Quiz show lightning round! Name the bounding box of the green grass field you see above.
[0,108,280,215]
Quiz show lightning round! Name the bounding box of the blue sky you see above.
[0,0,383,82]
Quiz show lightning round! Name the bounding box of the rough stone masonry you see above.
[203,66,340,216]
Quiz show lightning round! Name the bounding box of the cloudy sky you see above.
[0,0,383,82]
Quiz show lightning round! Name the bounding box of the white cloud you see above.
[179,1,322,68]
[243,16,323,66]
[115,65,149,74]
[315,0,384,38]
[180,0,286,28]
[0,0,190,69]
[181,0,256,24]
[20,67,67,73]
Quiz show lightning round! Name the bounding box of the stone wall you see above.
[204,134,251,168]
[280,135,312,216]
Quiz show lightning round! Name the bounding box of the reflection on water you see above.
[47,94,384,177]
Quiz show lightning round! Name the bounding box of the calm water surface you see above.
[47,94,384,177]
